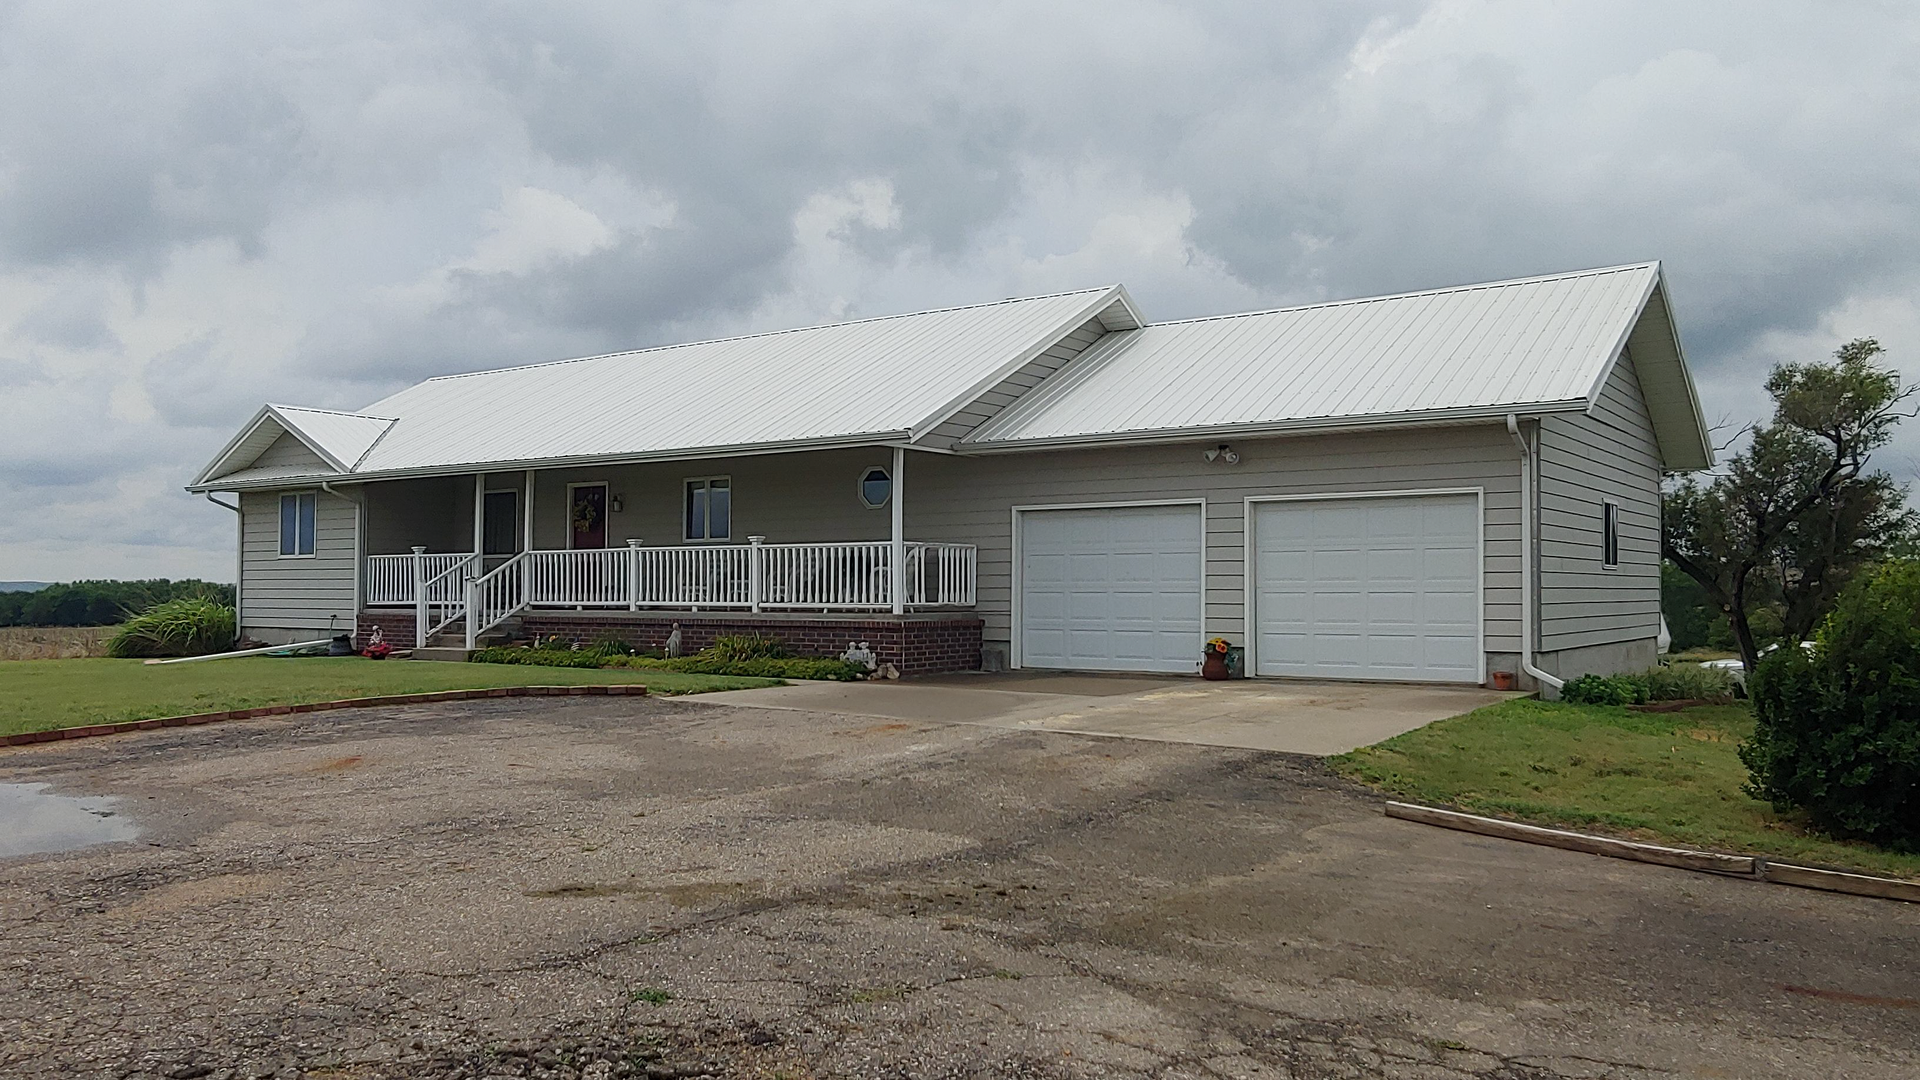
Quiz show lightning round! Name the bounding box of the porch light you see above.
[610,495,623,513]
[859,466,891,508]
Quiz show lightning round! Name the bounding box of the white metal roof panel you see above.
[348,286,1122,476]
[966,264,1662,446]
[270,406,396,471]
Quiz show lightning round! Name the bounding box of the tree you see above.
[1664,339,1916,671]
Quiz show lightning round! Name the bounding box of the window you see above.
[858,466,891,509]
[684,477,731,541]
[279,492,316,557]
[1602,500,1620,568]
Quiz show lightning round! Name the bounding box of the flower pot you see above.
[1202,652,1229,680]
[1488,671,1516,691]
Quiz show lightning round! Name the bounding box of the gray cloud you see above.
[1,0,1917,580]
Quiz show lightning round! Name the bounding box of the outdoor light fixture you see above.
[610,495,624,513]
[1203,444,1240,465]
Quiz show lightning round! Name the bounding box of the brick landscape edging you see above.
[0,684,650,749]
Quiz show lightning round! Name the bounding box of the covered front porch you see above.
[355,447,978,652]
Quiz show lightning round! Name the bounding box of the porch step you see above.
[408,646,472,663]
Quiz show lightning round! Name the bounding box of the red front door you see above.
[569,484,608,549]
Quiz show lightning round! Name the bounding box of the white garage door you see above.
[1252,494,1481,683]
[1019,504,1204,673]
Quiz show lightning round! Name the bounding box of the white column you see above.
[523,469,535,554]
[472,473,486,562]
[411,545,428,649]
[749,535,766,614]
[890,446,906,615]
[627,538,643,612]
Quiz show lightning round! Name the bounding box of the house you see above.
[187,262,1711,688]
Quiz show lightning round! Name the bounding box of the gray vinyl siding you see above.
[364,475,468,555]
[238,488,358,636]
[348,426,1529,666]
[909,426,1523,656]
[1536,351,1663,652]
[355,450,903,556]
[920,318,1109,448]
[253,431,331,471]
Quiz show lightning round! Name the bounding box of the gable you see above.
[915,316,1113,449]
[1611,279,1712,471]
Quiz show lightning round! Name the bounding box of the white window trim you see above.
[278,491,318,560]
[565,481,610,551]
[682,475,733,543]
[1602,499,1621,569]
[858,466,891,509]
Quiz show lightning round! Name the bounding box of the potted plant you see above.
[1203,637,1232,680]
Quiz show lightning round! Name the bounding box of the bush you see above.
[1642,663,1737,703]
[1560,672,1649,706]
[467,647,605,669]
[106,598,237,658]
[706,632,788,663]
[613,655,868,681]
[1743,561,1920,851]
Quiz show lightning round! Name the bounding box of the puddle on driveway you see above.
[0,782,140,858]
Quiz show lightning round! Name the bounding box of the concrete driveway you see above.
[697,671,1517,755]
[2,695,1915,1080]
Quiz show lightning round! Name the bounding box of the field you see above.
[0,625,117,661]
[1333,697,1920,879]
[0,657,777,737]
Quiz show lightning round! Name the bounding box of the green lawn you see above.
[1332,698,1920,880]
[0,657,777,737]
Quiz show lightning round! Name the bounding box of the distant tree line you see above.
[0,580,235,627]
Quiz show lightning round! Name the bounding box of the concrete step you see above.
[408,646,472,663]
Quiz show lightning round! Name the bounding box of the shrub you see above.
[1560,672,1648,706]
[106,598,236,658]
[1642,662,1737,704]
[1743,561,1920,851]
[706,632,788,663]
[468,646,605,669]
[613,655,868,681]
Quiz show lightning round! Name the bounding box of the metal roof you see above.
[189,263,1712,489]
[341,285,1129,480]
[966,263,1696,456]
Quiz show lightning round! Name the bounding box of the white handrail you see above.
[466,551,529,649]
[371,541,977,626]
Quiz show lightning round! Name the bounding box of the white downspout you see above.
[206,494,243,638]
[320,481,364,627]
[1506,415,1564,694]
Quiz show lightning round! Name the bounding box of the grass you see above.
[0,625,117,661]
[0,656,778,737]
[1332,698,1920,880]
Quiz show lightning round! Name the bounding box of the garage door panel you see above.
[1020,505,1203,673]
[1254,494,1481,683]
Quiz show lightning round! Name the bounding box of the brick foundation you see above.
[357,609,984,676]
[358,609,418,649]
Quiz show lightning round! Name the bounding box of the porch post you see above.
[523,469,535,554]
[411,546,427,649]
[890,446,906,615]
[627,538,642,612]
[748,535,765,614]
[472,473,485,562]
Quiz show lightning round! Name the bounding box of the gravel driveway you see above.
[1,695,1915,1079]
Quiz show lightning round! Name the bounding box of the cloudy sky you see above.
[2,1,1916,582]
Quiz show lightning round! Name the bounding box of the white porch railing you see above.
[365,540,978,648]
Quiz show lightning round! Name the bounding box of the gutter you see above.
[1506,414,1564,693]
[321,481,366,617]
